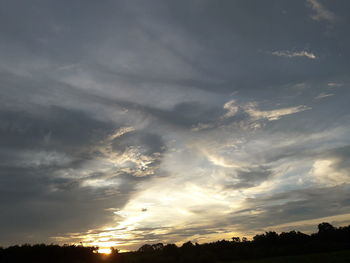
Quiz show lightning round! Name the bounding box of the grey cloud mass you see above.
[0,0,350,251]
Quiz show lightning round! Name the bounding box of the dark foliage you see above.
[1,223,350,263]
[0,244,99,263]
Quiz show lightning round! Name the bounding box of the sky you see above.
[1,0,350,252]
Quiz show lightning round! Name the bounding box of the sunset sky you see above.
[1,0,350,252]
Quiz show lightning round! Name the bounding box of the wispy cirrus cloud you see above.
[328,82,344,87]
[192,99,311,132]
[306,0,337,24]
[223,100,310,121]
[242,103,311,121]
[315,93,334,100]
[271,50,317,59]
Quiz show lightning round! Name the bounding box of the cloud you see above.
[222,100,239,118]
[221,100,310,122]
[61,183,350,250]
[0,105,154,245]
[225,166,272,189]
[243,103,310,121]
[227,184,350,233]
[306,0,337,24]
[311,146,350,186]
[271,50,317,59]
[193,99,311,131]
[0,106,115,155]
[109,130,165,177]
[328,82,344,87]
[5,150,72,168]
[315,93,334,99]
[311,159,347,185]
[0,0,350,250]
[0,165,136,246]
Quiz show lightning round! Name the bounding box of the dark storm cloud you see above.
[325,145,350,162]
[0,68,219,133]
[0,165,141,245]
[226,167,272,189]
[230,184,350,231]
[140,101,225,129]
[121,0,350,95]
[2,0,348,96]
[0,103,164,245]
[0,106,113,153]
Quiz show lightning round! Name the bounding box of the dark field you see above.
[232,250,350,263]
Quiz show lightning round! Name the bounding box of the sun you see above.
[98,248,112,254]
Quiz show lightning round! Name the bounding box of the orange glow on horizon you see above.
[97,248,112,254]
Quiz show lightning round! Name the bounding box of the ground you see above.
[229,250,350,263]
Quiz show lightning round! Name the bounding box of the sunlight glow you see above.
[97,248,111,254]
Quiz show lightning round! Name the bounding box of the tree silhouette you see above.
[318,222,336,234]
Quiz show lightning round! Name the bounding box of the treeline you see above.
[0,244,99,263]
[1,222,350,263]
[113,222,350,263]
